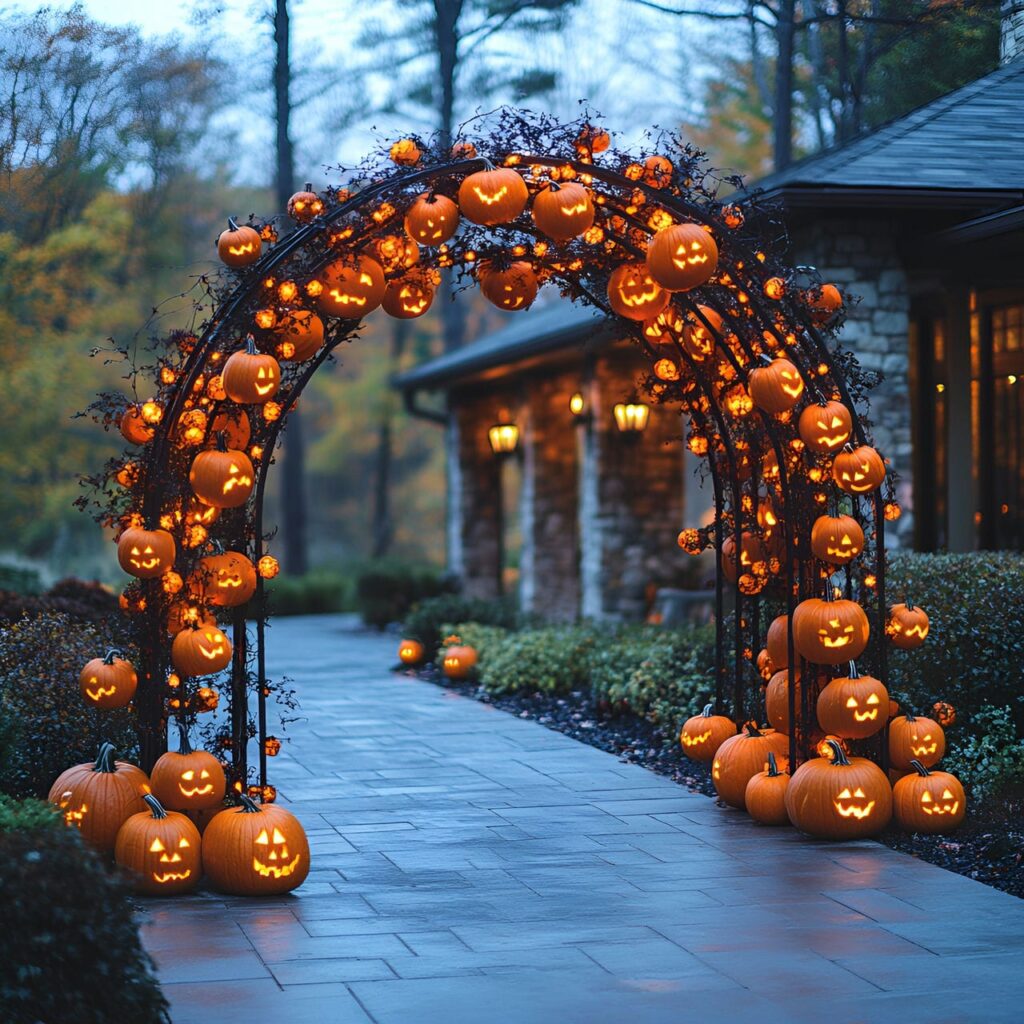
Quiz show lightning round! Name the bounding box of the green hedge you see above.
[402,594,521,659]
[266,570,352,616]
[356,561,456,630]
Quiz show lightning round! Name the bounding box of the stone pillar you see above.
[1002,0,1024,63]
[578,372,603,619]
[445,413,464,577]
[517,405,536,613]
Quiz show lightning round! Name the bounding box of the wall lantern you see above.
[613,401,649,435]
[569,392,585,416]
[488,418,519,455]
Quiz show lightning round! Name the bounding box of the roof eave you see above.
[752,183,1024,211]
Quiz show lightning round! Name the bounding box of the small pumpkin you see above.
[115,794,202,895]
[217,218,262,268]
[810,513,864,565]
[892,760,965,834]
[798,400,852,453]
[679,703,736,762]
[744,752,791,826]
[389,138,421,166]
[171,623,233,677]
[764,669,802,736]
[479,261,538,312]
[748,357,805,414]
[531,182,594,242]
[193,549,257,607]
[646,223,718,292]
[382,277,435,319]
[189,442,255,509]
[681,305,723,360]
[79,650,137,710]
[166,601,218,637]
[607,263,669,321]
[792,596,869,665]
[117,526,176,580]
[806,283,843,324]
[756,648,774,681]
[887,602,929,649]
[785,740,892,840]
[120,405,154,445]
[720,532,767,584]
[832,445,886,495]
[457,163,529,225]
[766,614,790,670]
[202,794,310,895]
[816,663,888,739]
[150,732,227,811]
[287,184,324,223]
[442,638,478,680]
[274,310,324,362]
[932,701,956,727]
[370,234,420,274]
[317,255,387,317]
[643,154,673,187]
[711,723,789,810]
[398,639,424,665]
[889,712,945,770]
[223,338,281,404]
[404,192,460,245]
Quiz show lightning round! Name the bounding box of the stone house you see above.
[395,40,1024,621]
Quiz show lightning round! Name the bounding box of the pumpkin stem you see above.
[700,702,715,718]
[243,334,258,355]
[304,182,312,192]
[766,751,782,777]
[214,430,229,452]
[143,793,169,819]
[176,720,194,756]
[823,739,851,766]
[479,157,496,171]
[94,743,117,774]
[546,180,562,192]
[103,649,125,665]
[847,661,859,679]
[904,711,917,722]
[238,794,262,813]
[743,722,763,738]
[227,217,239,231]
[909,759,931,777]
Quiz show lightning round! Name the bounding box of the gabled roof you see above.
[393,301,610,391]
[753,58,1024,196]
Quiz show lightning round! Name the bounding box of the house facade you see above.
[395,38,1024,621]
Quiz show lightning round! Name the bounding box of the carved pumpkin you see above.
[79,650,137,710]
[117,526,176,580]
[274,310,324,362]
[209,408,251,450]
[785,740,891,839]
[172,624,233,676]
[532,182,594,241]
[223,339,281,404]
[458,164,528,225]
[479,261,538,312]
[720,532,767,584]
[679,703,736,762]
[798,400,852,453]
[317,255,387,317]
[646,223,718,292]
[748,358,805,414]
[816,664,888,739]
[889,712,945,770]
[766,614,790,670]
[120,405,154,445]
[933,701,956,727]
[382,277,435,319]
[643,154,673,187]
[832,445,886,495]
[607,263,669,321]
[442,639,478,680]
[150,735,227,811]
[398,639,424,665]
[810,513,864,565]
[194,550,257,607]
[792,597,870,665]
[287,184,324,223]
[887,602,929,649]
[370,234,420,274]
[711,724,789,809]
[682,305,723,360]
[892,760,965,834]
[49,744,149,807]
[806,283,843,324]
[189,444,255,509]
[744,752,791,826]
[404,192,460,245]
[115,794,202,894]
[765,669,802,735]
[217,218,262,268]
[48,742,146,854]
[202,794,310,895]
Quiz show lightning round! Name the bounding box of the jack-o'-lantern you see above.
[274,310,324,362]
[744,752,791,826]
[785,740,891,839]
[766,614,789,670]
[223,339,280,404]
[816,664,888,739]
[806,283,843,324]
[287,184,324,223]
[208,408,251,450]
[317,255,387,317]
[720,532,767,583]
[120,405,154,445]
[115,794,202,894]
[194,550,257,607]
[79,650,137,710]
[679,703,736,762]
[643,154,673,187]
[748,357,804,414]
[389,138,421,165]
[832,444,886,495]
[532,182,594,242]
[217,218,262,268]
[646,223,718,292]
[172,623,232,676]
[792,596,869,664]
[117,526,176,580]
[892,760,965,834]
[798,400,852,453]
[765,669,802,735]
[810,513,864,565]
[48,742,146,854]
[933,701,956,727]
[457,163,529,225]
[404,192,460,245]
[889,712,945,770]
[442,637,478,680]
[711,724,789,809]
[370,234,420,273]
[150,735,226,810]
[398,639,424,665]
[681,305,723,360]
[189,443,254,509]
[382,277,435,319]
[607,263,669,321]
[886,602,929,649]
[479,261,538,311]
[202,794,310,895]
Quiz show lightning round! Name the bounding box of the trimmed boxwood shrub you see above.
[403,594,521,659]
[472,625,597,695]
[266,570,351,616]
[356,562,456,629]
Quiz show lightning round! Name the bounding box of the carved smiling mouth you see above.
[821,636,852,648]
[620,287,659,306]
[503,296,524,309]
[229,244,255,256]
[911,743,938,756]
[473,186,508,205]
[921,792,959,815]
[673,254,708,268]
[562,201,589,216]
[903,626,929,639]
[253,854,301,878]
[835,789,875,818]
[198,643,224,660]
[131,557,161,570]
[681,730,712,746]
[179,784,214,797]
[153,869,192,883]
[222,476,252,492]
[219,577,243,588]
[328,290,367,306]
[85,684,117,700]
[254,381,276,396]
[818,434,849,448]
[852,709,878,722]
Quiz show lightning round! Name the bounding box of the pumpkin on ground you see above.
[892,760,965,834]
[889,712,945,771]
[711,724,789,810]
[49,743,149,804]
[202,794,310,895]
[679,704,736,762]
[442,638,478,680]
[816,664,888,739]
[785,740,892,840]
[792,596,869,665]
[115,794,202,895]
[887,602,930,649]
[398,639,424,665]
[745,752,791,826]
[79,650,137,710]
[150,732,227,811]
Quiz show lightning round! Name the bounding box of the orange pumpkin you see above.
[404,192,460,245]
[189,444,255,509]
[764,669,802,735]
[806,283,843,324]
[389,138,421,166]
[532,182,594,242]
[832,445,886,495]
[150,736,227,811]
[681,305,723,360]
[816,664,888,739]
[382,277,435,319]
[889,712,945,770]
[223,339,281,404]
[810,513,864,565]
[79,650,137,710]
[458,165,529,225]
[49,744,149,806]
[117,526,176,580]
[711,724,789,809]
[317,255,386,317]
[115,794,202,894]
[370,233,420,274]
[643,154,673,187]
[209,408,251,450]
[798,400,852,453]
[766,614,790,670]
[479,261,538,312]
[217,218,262,268]
[792,597,869,665]
[398,639,425,665]
[274,310,324,362]
[744,752,791,826]
[171,624,233,676]
[442,640,478,680]
[646,223,718,292]
[748,358,804,414]
[892,760,965,834]
[119,405,154,445]
[887,602,929,649]
[287,184,324,223]
[193,550,257,607]
[679,703,736,762]
[607,263,669,321]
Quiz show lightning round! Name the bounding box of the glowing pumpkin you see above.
[479,261,538,312]
[679,703,736,762]
[792,597,869,665]
[117,527,175,580]
[816,664,888,739]
[765,669,802,735]
[748,358,804,414]
[119,405,154,445]
[79,650,137,710]
[222,340,280,404]
[442,639,478,680]
[892,760,965,834]
[798,400,852,453]
[457,164,528,225]
[404,192,459,245]
[398,639,424,665]
[317,256,386,317]
[886,602,929,649]
[810,513,864,565]
[607,263,669,321]
[382,277,435,319]
[889,712,945,770]
[532,182,594,242]
[832,445,886,495]
[274,310,324,362]
[150,737,226,811]
[217,218,262,268]
[287,184,324,223]
[189,445,255,509]
[646,223,718,292]
[171,624,232,676]
[115,794,202,895]
[194,550,257,607]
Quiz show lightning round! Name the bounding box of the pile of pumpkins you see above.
[48,741,309,896]
[398,635,478,681]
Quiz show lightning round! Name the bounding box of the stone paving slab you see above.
[139,615,1024,1023]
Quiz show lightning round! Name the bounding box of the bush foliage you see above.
[402,594,521,659]
[356,562,456,629]
[266,570,353,616]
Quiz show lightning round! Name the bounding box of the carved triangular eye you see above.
[273,828,287,843]
[853,788,866,798]
[200,769,210,779]
[179,837,190,848]
[942,789,954,800]
[845,697,858,708]
[837,789,851,799]
[182,770,195,781]
[255,829,270,845]
[921,792,933,803]
[150,838,166,852]
[866,694,879,705]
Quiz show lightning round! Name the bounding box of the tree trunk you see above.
[773,0,796,171]
[274,0,308,575]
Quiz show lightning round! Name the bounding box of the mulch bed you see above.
[411,665,1024,900]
